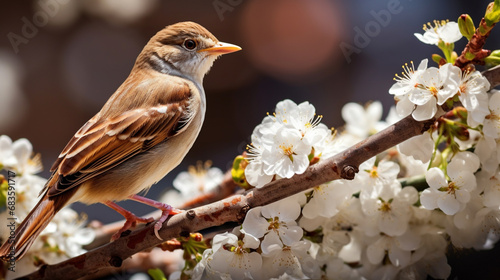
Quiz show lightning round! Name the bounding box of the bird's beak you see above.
[198,42,242,55]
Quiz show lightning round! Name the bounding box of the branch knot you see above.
[341,165,358,180]
[109,256,123,268]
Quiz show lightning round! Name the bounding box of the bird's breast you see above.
[75,85,206,204]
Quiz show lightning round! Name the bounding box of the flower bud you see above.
[485,0,500,26]
[485,49,500,67]
[231,155,250,189]
[432,54,446,65]
[454,125,470,141]
[190,233,203,242]
[458,14,475,40]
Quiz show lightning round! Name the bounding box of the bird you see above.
[0,21,241,262]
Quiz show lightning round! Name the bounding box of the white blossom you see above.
[359,182,418,237]
[301,179,359,219]
[245,122,275,188]
[261,127,311,179]
[453,67,490,124]
[414,20,462,45]
[0,135,42,175]
[173,161,224,198]
[342,101,388,139]
[262,240,321,279]
[208,232,263,279]
[482,91,500,139]
[242,197,303,254]
[390,61,460,121]
[421,152,480,215]
[389,59,428,98]
[245,99,328,187]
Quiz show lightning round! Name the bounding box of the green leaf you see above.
[148,268,167,280]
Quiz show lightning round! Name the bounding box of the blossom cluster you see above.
[243,100,346,188]
[162,160,224,208]
[1,16,500,280]
[388,58,490,123]
[0,136,94,278]
[170,19,500,276]
[173,88,499,279]
[172,99,443,279]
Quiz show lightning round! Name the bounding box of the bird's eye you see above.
[183,39,197,50]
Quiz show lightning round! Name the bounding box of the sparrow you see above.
[0,21,241,262]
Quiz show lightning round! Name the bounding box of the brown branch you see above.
[84,171,237,250]
[455,18,494,68]
[17,65,500,279]
[18,114,432,280]
[482,64,500,88]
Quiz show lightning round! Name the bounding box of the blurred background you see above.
[0,0,499,278]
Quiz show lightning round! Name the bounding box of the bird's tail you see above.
[0,193,60,262]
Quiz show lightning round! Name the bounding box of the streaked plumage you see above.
[0,21,240,261]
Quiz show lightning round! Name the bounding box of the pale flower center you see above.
[378,197,393,212]
[279,143,296,162]
[378,201,392,212]
[422,19,449,32]
[429,86,439,96]
[230,240,248,255]
[394,61,416,84]
[368,166,379,178]
[268,216,281,231]
[485,113,500,121]
[440,181,458,195]
[459,83,467,94]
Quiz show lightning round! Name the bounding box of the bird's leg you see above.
[128,194,181,240]
[104,201,155,241]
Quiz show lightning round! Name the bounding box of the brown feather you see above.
[0,189,74,261]
[48,93,191,197]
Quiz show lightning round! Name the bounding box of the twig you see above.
[455,18,495,68]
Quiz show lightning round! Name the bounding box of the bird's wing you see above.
[45,86,193,197]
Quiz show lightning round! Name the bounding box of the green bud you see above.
[231,155,250,189]
[484,49,500,67]
[432,54,445,65]
[485,0,500,26]
[465,51,476,60]
[0,175,7,208]
[148,268,167,280]
[452,107,468,121]
[454,125,470,141]
[458,14,475,40]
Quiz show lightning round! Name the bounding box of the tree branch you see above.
[482,64,500,88]
[16,65,500,279]
[18,114,432,280]
[455,18,494,68]
[84,171,237,250]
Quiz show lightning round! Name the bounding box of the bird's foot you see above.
[104,201,155,241]
[129,194,181,240]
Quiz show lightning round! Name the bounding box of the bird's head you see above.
[137,21,241,84]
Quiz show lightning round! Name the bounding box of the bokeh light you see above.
[241,0,344,82]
